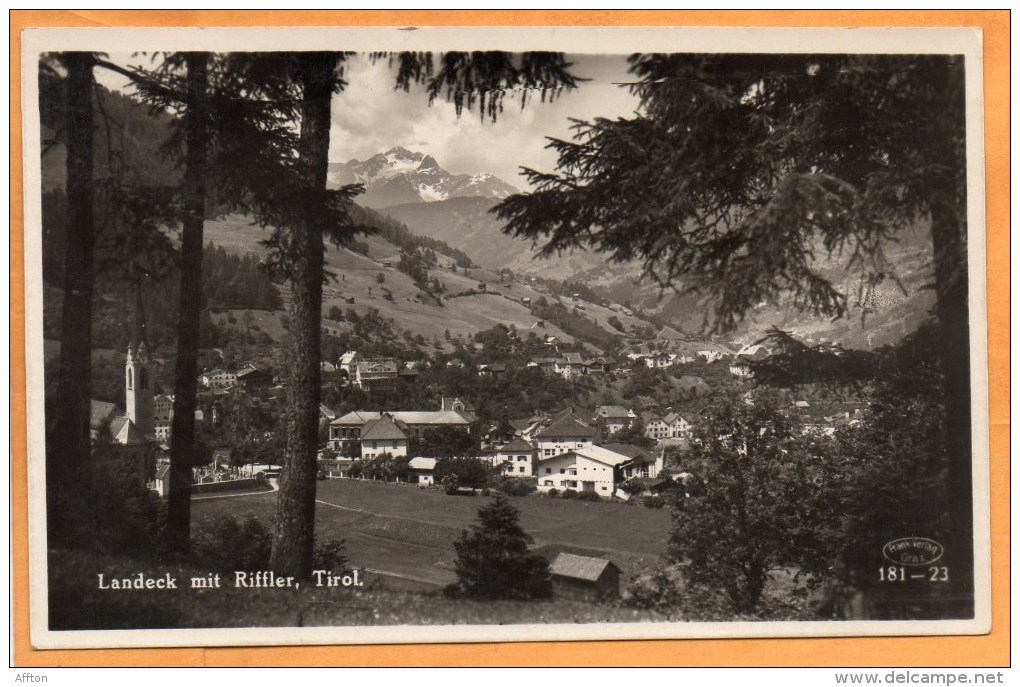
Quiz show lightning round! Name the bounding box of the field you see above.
[201,214,585,350]
[192,479,672,589]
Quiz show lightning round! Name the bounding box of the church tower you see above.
[126,341,154,439]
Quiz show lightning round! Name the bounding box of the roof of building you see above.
[236,367,271,378]
[535,415,598,439]
[737,343,771,359]
[499,437,536,453]
[339,351,359,365]
[332,409,475,427]
[319,404,336,419]
[562,352,585,365]
[408,457,438,471]
[359,415,409,442]
[109,417,148,445]
[600,443,651,460]
[155,463,171,480]
[596,405,632,419]
[627,476,671,490]
[549,553,619,582]
[90,400,118,429]
[539,444,633,467]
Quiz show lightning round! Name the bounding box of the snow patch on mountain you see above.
[327,147,519,208]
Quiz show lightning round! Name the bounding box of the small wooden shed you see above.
[549,553,622,602]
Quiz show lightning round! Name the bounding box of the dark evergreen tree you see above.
[49,52,96,541]
[452,495,551,600]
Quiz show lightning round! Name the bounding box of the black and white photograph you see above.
[22,25,990,649]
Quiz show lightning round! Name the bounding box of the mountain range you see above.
[346,147,937,351]
[327,147,520,208]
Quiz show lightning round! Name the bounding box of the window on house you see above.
[568,469,576,475]
[519,466,525,473]
[543,480,552,486]
[560,469,565,474]
[545,468,551,474]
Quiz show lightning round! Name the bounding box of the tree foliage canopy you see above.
[495,53,966,333]
[667,394,833,613]
[451,495,551,600]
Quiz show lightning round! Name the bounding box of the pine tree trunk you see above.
[50,52,95,541]
[270,53,333,578]
[167,52,209,552]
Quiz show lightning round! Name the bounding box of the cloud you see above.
[329,54,639,186]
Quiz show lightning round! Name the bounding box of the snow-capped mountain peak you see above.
[327,148,518,208]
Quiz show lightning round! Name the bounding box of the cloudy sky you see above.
[97,53,641,189]
[328,54,641,187]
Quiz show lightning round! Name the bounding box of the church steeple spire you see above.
[125,341,154,439]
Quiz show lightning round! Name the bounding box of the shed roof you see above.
[408,457,437,471]
[549,553,619,582]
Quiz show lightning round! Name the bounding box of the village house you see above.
[643,351,675,369]
[352,358,399,392]
[554,352,586,379]
[338,351,361,375]
[198,367,238,390]
[236,366,274,390]
[603,443,664,480]
[643,414,672,441]
[663,411,693,439]
[696,344,735,363]
[477,362,507,378]
[595,405,635,435]
[153,393,174,441]
[533,414,598,458]
[358,414,410,460]
[535,444,632,496]
[729,360,754,377]
[153,463,171,497]
[526,357,559,374]
[493,437,537,476]
[549,553,622,602]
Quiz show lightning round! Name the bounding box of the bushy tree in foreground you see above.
[451,495,551,600]
[667,394,831,614]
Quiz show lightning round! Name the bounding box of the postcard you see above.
[20,24,990,650]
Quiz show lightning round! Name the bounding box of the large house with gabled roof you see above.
[533,414,598,459]
[359,414,410,460]
[328,401,478,457]
[535,444,632,496]
[493,437,538,476]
